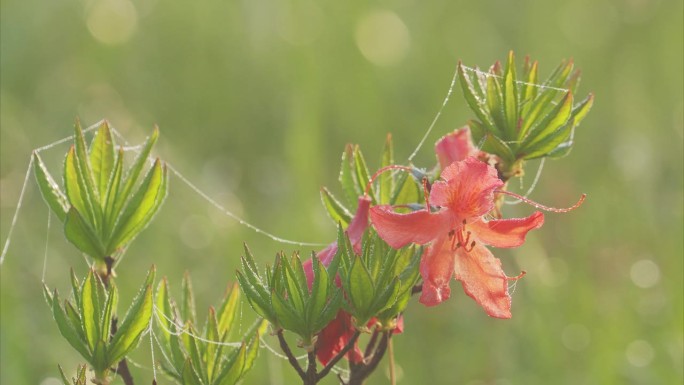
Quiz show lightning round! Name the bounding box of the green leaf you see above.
[503,51,519,140]
[181,358,203,385]
[205,307,220,381]
[353,146,374,203]
[347,256,374,325]
[73,120,100,209]
[64,147,91,225]
[108,267,155,363]
[57,365,71,385]
[216,343,247,385]
[339,145,360,209]
[52,290,92,363]
[107,159,167,252]
[181,271,197,326]
[103,148,124,235]
[89,121,115,203]
[217,283,240,339]
[271,290,302,333]
[486,69,507,138]
[236,271,274,323]
[80,270,101,352]
[70,269,81,308]
[521,92,573,151]
[64,207,106,259]
[33,153,68,222]
[100,281,118,344]
[379,134,394,204]
[390,171,420,206]
[520,60,539,117]
[320,187,352,228]
[457,62,497,135]
[112,126,160,217]
[307,256,329,331]
[155,278,172,343]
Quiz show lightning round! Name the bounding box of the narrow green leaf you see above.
[52,290,92,362]
[92,340,107,374]
[89,121,115,203]
[347,256,374,324]
[216,343,247,385]
[108,267,156,363]
[486,71,507,138]
[57,365,70,385]
[271,290,302,334]
[320,187,352,228]
[70,269,81,308]
[181,271,197,326]
[457,62,497,135]
[64,207,106,259]
[181,358,204,385]
[80,270,101,352]
[236,271,275,323]
[289,253,309,303]
[523,122,573,160]
[108,160,167,252]
[155,278,172,343]
[33,152,68,221]
[205,307,220,381]
[307,256,329,332]
[103,148,124,235]
[379,133,394,204]
[390,172,420,206]
[520,60,539,117]
[64,147,91,224]
[316,290,342,332]
[112,126,159,217]
[353,146,375,204]
[100,281,118,344]
[480,133,515,163]
[65,301,87,343]
[73,119,100,208]
[281,258,306,314]
[339,145,360,209]
[217,283,240,339]
[43,283,54,307]
[503,51,519,140]
[521,92,573,151]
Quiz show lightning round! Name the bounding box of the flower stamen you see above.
[494,190,587,213]
[507,271,527,281]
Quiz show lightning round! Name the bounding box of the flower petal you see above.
[470,212,544,248]
[418,237,454,306]
[371,206,450,249]
[430,158,503,219]
[435,127,477,168]
[315,310,364,365]
[453,244,511,319]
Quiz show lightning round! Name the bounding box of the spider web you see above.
[0,62,566,383]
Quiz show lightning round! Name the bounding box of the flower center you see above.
[448,220,476,252]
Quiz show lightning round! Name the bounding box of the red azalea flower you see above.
[370,157,544,319]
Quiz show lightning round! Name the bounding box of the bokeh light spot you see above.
[630,259,660,288]
[179,215,214,250]
[626,340,655,367]
[561,324,591,351]
[40,378,62,385]
[355,10,410,67]
[86,0,138,45]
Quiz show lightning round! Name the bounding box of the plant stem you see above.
[110,317,135,385]
[347,331,390,385]
[277,330,306,380]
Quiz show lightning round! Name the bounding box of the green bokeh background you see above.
[1,0,682,384]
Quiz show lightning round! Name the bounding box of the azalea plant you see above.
[35,52,592,385]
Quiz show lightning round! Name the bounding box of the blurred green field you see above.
[1,0,682,384]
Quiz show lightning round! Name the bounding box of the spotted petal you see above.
[430,158,503,219]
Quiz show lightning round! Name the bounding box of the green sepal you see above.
[108,266,155,363]
[33,152,68,222]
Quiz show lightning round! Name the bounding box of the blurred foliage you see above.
[1,0,682,384]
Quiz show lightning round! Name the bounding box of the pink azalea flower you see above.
[435,126,497,169]
[370,157,544,319]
